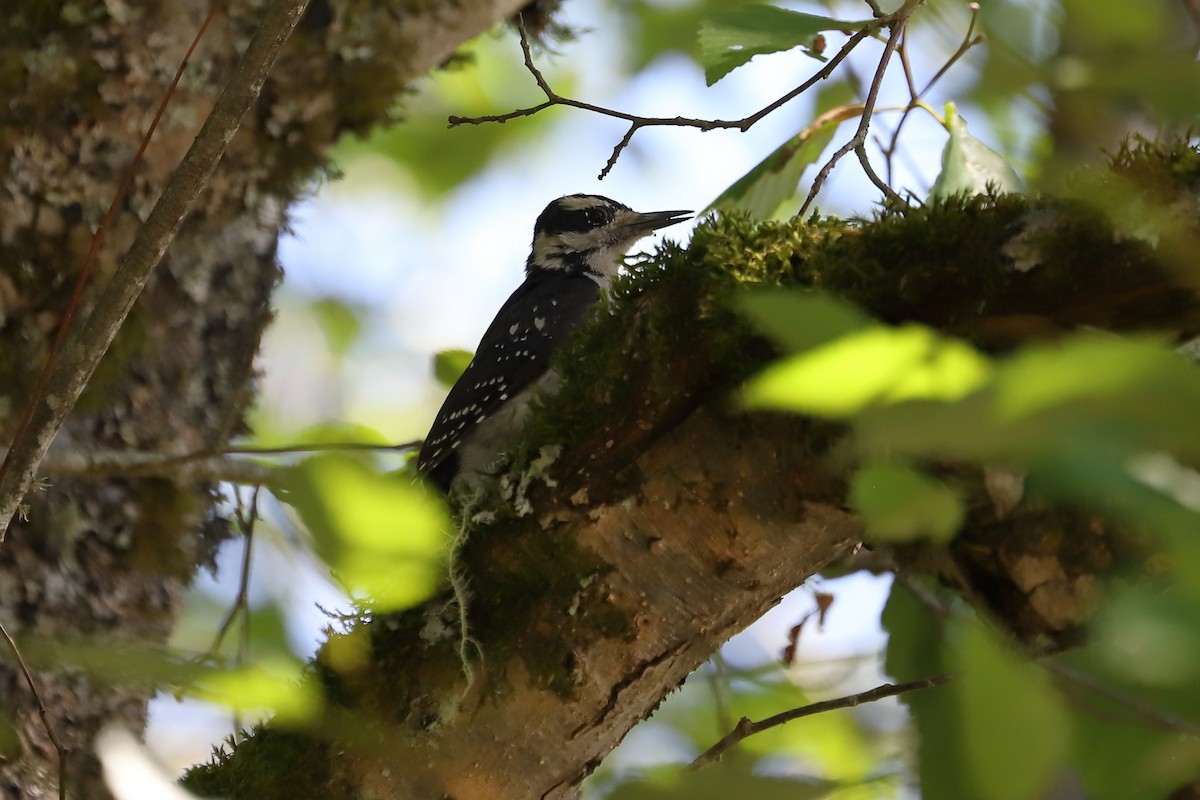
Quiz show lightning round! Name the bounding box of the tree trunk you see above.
[0,1,524,796]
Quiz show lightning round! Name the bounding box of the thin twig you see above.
[882,28,919,185]
[204,488,259,662]
[0,622,69,799]
[691,674,950,768]
[452,14,891,179]
[799,6,913,215]
[232,489,259,740]
[29,439,420,484]
[0,0,313,539]
[918,5,983,99]
[881,2,984,185]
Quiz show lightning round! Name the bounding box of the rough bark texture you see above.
[377,411,858,800]
[0,0,524,796]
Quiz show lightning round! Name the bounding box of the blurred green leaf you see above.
[245,421,391,450]
[627,0,750,70]
[280,454,448,611]
[857,335,1200,463]
[956,622,1069,800]
[170,593,296,663]
[930,104,1026,201]
[1056,584,1200,798]
[1092,585,1200,704]
[708,81,859,219]
[737,289,872,353]
[744,324,990,417]
[882,583,972,799]
[698,6,869,85]
[333,35,560,197]
[192,657,321,724]
[850,463,963,543]
[310,297,364,357]
[434,348,474,389]
[0,714,17,760]
[606,761,845,800]
[1071,714,1200,800]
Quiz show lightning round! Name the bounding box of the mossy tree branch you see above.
[185,141,1200,798]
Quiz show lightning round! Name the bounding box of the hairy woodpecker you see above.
[417,194,691,494]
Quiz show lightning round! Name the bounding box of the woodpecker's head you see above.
[526,194,691,281]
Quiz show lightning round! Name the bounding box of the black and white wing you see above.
[417,271,600,491]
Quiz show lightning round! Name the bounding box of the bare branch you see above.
[450,13,894,179]
[800,10,910,214]
[918,4,984,98]
[14,438,420,487]
[691,674,950,768]
[0,0,313,538]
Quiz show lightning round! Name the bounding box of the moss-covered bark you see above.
[184,140,1200,799]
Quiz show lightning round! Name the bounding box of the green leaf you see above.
[192,657,321,724]
[881,584,972,799]
[744,324,990,417]
[606,761,844,800]
[1063,585,1200,798]
[929,104,1026,201]
[850,463,964,543]
[956,622,1070,800]
[698,6,869,85]
[856,335,1200,466]
[280,454,448,611]
[433,348,474,389]
[708,81,859,219]
[309,297,364,357]
[736,289,872,353]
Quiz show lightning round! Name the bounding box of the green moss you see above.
[462,516,631,698]
[182,728,348,800]
[1108,134,1200,193]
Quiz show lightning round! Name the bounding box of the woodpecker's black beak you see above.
[620,208,693,236]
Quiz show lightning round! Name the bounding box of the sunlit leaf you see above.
[995,335,1188,421]
[956,622,1069,800]
[744,324,990,417]
[929,104,1025,200]
[698,6,869,85]
[856,335,1200,465]
[850,463,963,543]
[191,658,321,724]
[280,454,448,611]
[737,289,872,353]
[708,82,859,219]
[434,348,474,389]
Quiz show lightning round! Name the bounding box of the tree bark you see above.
[0,0,524,796]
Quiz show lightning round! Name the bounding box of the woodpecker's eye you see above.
[584,208,606,227]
